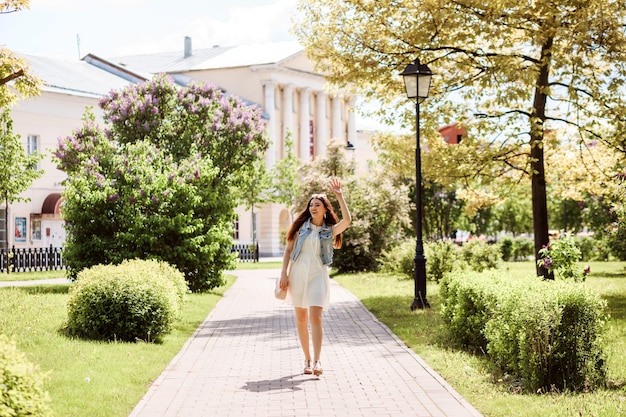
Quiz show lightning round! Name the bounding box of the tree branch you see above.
[0,69,25,86]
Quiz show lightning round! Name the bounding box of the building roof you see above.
[18,53,135,98]
[110,41,304,74]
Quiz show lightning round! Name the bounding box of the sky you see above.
[1,0,299,60]
[1,0,394,131]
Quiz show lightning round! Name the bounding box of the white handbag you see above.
[274,278,287,300]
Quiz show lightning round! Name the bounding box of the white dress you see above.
[288,224,330,308]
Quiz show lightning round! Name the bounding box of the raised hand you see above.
[329,177,342,195]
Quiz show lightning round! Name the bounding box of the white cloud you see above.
[5,0,298,59]
[110,0,297,56]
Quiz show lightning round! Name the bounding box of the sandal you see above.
[313,361,323,376]
[303,360,313,375]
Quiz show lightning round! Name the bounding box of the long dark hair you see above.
[286,193,342,248]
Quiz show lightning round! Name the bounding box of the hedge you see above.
[440,271,607,392]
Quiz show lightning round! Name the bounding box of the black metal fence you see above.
[0,245,65,273]
[232,242,259,262]
[0,242,259,272]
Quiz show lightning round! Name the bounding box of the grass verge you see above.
[334,261,626,417]
[0,260,281,282]
[0,269,66,281]
[0,275,235,417]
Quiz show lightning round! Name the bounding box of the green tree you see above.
[494,190,533,236]
[0,109,43,272]
[54,75,269,291]
[269,132,301,214]
[294,0,626,277]
[237,156,272,247]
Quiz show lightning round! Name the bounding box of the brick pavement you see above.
[128,268,483,417]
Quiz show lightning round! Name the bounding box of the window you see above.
[31,218,42,240]
[27,135,39,169]
[27,135,38,154]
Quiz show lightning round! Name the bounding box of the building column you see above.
[331,94,342,141]
[262,80,277,167]
[315,90,327,157]
[282,84,294,154]
[299,88,311,161]
[347,96,357,147]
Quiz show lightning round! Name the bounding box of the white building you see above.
[4,39,376,257]
[4,54,142,251]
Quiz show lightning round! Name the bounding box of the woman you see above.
[279,177,352,377]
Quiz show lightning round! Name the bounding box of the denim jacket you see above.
[290,218,334,266]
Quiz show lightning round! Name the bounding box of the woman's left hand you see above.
[330,178,342,195]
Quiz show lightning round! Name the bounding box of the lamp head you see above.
[401,58,433,100]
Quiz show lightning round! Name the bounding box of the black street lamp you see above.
[400,58,433,310]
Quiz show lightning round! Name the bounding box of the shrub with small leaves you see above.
[460,239,501,272]
[537,236,589,282]
[512,236,534,261]
[54,75,269,291]
[379,240,415,279]
[66,259,188,342]
[425,240,460,282]
[441,271,607,393]
[0,334,53,417]
[498,236,514,261]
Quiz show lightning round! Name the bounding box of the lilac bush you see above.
[54,74,269,291]
[537,236,590,282]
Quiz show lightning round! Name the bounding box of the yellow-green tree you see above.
[294,0,626,276]
[1,1,40,107]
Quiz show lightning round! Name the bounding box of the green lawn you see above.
[0,260,282,282]
[0,269,66,281]
[334,261,626,417]
[0,276,235,417]
[1,261,624,416]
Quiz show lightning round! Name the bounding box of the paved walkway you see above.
[127,268,483,417]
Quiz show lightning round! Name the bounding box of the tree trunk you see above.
[3,195,8,274]
[530,38,554,279]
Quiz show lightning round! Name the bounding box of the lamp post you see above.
[401,58,433,310]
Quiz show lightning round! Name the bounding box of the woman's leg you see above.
[309,306,324,361]
[294,307,311,360]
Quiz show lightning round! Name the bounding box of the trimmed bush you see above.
[460,239,501,272]
[425,241,460,282]
[380,240,462,282]
[439,270,504,350]
[498,236,514,261]
[485,280,606,392]
[573,235,612,261]
[512,236,534,261]
[0,334,53,417]
[440,271,607,393]
[379,240,415,279]
[66,259,188,342]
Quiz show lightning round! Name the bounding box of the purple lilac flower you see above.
[541,257,554,269]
